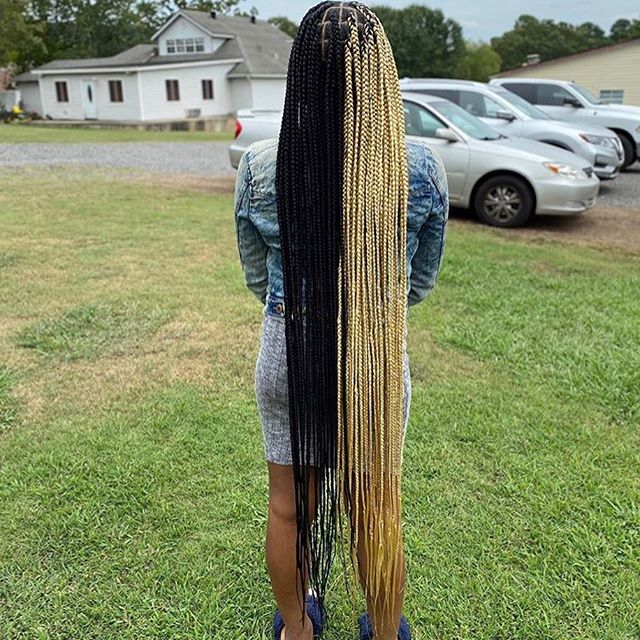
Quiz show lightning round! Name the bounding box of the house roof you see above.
[179,10,292,77]
[31,11,292,77]
[497,37,640,77]
[15,71,38,83]
[34,44,156,71]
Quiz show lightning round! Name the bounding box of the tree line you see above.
[2,0,640,83]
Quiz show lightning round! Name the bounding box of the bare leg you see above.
[266,462,316,640]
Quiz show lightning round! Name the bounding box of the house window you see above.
[55,81,69,102]
[109,80,124,103]
[202,79,214,100]
[165,79,180,101]
[600,89,624,104]
[166,37,205,54]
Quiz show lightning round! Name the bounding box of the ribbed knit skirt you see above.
[255,310,411,466]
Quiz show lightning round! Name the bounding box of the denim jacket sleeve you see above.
[234,150,269,304]
[408,146,449,307]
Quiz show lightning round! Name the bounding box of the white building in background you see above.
[15,9,292,123]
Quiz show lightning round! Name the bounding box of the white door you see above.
[82,80,97,119]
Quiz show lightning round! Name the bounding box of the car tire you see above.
[473,175,535,228]
[617,133,636,169]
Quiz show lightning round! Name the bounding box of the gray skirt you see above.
[255,311,411,466]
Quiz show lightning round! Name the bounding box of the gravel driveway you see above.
[2,141,638,250]
[0,142,235,176]
[598,165,640,209]
[2,142,637,201]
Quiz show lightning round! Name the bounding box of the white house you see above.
[12,71,41,113]
[17,10,292,123]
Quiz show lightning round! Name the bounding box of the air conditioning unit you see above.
[186,108,201,118]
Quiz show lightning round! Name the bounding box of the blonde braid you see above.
[337,3,409,625]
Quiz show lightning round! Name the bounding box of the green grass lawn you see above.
[0,122,233,143]
[0,168,639,639]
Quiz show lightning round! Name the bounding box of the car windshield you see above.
[430,100,503,140]
[494,89,551,119]
[572,84,600,105]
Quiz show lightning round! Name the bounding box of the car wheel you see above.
[473,175,534,228]
[617,133,636,169]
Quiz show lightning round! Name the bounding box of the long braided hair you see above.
[276,1,408,625]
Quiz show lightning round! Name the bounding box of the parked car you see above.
[229,109,282,170]
[490,78,640,168]
[401,93,599,227]
[400,78,623,180]
[228,94,600,228]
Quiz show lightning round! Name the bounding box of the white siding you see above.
[229,78,252,112]
[137,62,236,121]
[17,83,42,114]
[159,17,226,56]
[40,75,84,119]
[0,90,20,108]
[96,75,141,120]
[248,78,286,110]
[39,73,141,120]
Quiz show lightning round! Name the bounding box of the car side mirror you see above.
[435,127,460,142]
[495,110,516,122]
[563,97,583,108]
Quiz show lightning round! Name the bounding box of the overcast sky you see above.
[248,0,640,41]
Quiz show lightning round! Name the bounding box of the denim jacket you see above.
[234,138,448,314]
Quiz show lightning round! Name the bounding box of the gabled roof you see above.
[179,10,292,77]
[497,37,640,77]
[30,11,292,78]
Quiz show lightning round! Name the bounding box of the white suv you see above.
[490,78,640,168]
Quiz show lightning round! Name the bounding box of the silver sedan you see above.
[400,79,623,180]
[402,92,600,227]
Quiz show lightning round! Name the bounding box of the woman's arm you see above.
[408,148,449,307]
[234,149,269,304]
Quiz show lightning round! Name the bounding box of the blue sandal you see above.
[273,592,325,639]
[358,612,411,640]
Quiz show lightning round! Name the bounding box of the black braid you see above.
[276,0,341,623]
[276,1,370,627]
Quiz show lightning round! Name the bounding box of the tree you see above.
[491,15,608,70]
[0,0,44,67]
[372,4,465,78]
[610,17,640,42]
[269,16,298,39]
[24,0,162,62]
[456,43,501,82]
[167,0,256,16]
[21,0,258,66]
[576,21,606,48]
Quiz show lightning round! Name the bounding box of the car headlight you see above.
[579,133,619,149]
[543,162,589,179]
